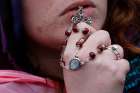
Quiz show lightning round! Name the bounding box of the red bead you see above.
[76,41,83,47]
[65,31,71,36]
[82,28,89,35]
[89,52,96,59]
[72,26,78,33]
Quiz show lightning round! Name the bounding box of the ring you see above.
[59,56,85,71]
[107,45,121,60]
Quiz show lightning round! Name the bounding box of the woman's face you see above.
[22,0,107,50]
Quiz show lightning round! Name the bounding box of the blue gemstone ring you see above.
[59,56,85,71]
[69,56,82,70]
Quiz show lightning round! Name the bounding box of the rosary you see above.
[71,6,93,25]
[59,6,94,71]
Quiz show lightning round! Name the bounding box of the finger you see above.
[64,22,96,62]
[117,59,130,74]
[101,44,124,60]
[77,30,111,61]
[114,59,130,84]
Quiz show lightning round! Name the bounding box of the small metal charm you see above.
[71,6,84,24]
[71,6,93,26]
[84,17,93,26]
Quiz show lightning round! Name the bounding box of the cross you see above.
[71,6,93,26]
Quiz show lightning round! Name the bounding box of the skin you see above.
[22,0,107,79]
[63,22,130,93]
[22,0,130,93]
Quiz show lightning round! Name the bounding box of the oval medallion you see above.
[69,58,81,71]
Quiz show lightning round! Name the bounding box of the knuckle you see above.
[116,75,126,85]
[77,52,85,59]
[115,73,126,85]
[77,22,91,31]
[94,30,111,45]
[107,64,118,73]
[97,30,111,39]
[63,52,73,61]
[98,61,118,73]
[120,59,130,72]
[77,22,87,27]
[97,60,126,84]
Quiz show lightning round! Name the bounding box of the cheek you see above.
[25,21,67,50]
[22,0,68,49]
[93,0,107,30]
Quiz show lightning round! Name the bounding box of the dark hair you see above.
[0,0,140,72]
[103,0,140,58]
[0,0,36,73]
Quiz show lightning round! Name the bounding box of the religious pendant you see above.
[71,6,93,26]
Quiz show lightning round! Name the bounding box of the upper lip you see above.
[60,1,96,16]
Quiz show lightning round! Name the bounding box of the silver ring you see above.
[71,6,93,26]
[59,56,85,71]
[107,45,121,60]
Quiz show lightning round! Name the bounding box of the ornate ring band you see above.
[107,46,121,60]
[60,56,85,71]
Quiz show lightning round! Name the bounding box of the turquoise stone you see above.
[112,47,116,51]
[69,58,81,71]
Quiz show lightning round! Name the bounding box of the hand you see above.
[62,22,130,93]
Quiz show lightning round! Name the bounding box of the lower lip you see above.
[64,7,95,22]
